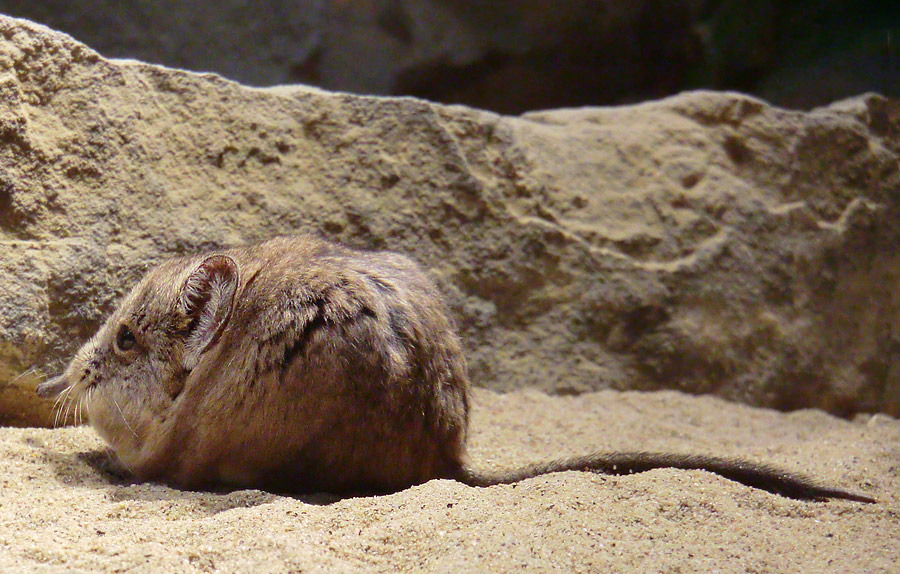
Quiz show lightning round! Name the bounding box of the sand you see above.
[1,388,896,573]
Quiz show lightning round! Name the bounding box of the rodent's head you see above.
[36,254,239,466]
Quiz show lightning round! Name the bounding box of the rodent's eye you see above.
[115,324,137,352]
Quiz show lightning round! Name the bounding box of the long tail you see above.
[455,452,875,503]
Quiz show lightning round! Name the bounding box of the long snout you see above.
[36,375,69,398]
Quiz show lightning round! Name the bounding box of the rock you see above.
[1,15,898,426]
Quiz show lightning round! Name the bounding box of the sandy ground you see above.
[1,388,897,573]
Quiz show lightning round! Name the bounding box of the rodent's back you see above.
[167,236,472,491]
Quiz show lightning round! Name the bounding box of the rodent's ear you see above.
[178,255,239,370]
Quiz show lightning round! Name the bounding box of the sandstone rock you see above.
[1,15,898,426]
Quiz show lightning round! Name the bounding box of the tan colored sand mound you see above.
[2,389,897,573]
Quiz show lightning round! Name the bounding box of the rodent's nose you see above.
[36,375,69,398]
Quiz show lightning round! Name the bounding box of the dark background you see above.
[1,0,897,114]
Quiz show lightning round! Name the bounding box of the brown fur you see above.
[37,235,874,502]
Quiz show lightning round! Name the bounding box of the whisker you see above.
[113,397,138,439]
[52,395,65,428]
[60,396,69,428]
[63,397,73,429]
[52,393,65,428]
[81,390,91,426]
[61,387,72,425]
[85,387,94,425]
[56,386,72,428]
[12,366,38,383]
[54,385,74,405]
[63,384,79,427]
[55,385,70,410]
[78,389,88,426]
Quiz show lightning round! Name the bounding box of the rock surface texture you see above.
[1,15,899,426]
